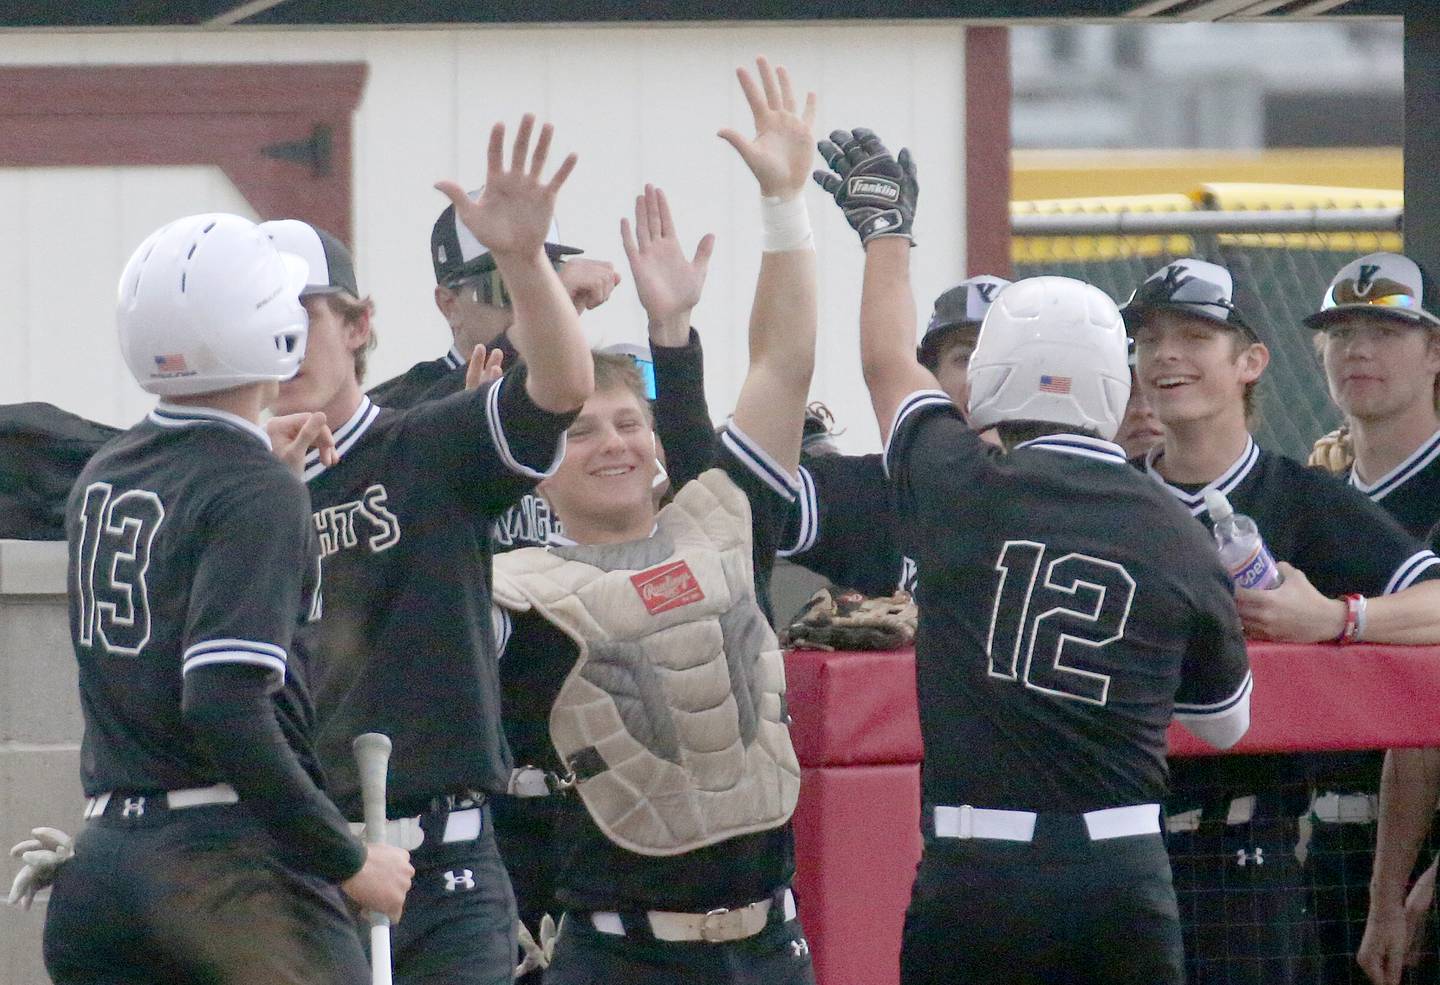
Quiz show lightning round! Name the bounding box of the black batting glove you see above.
[812,127,918,246]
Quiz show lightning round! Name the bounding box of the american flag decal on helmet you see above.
[154,353,189,373]
[1038,374,1072,394]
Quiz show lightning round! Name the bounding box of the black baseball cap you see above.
[431,191,582,287]
[917,275,1011,366]
[1303,252,1440,330]
[1121,258,1259,342]
[259,219,359,299]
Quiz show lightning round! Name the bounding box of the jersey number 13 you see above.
[76,482,165,657]
[985,540,1135,706]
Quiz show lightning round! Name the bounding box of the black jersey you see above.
[66,405,322,794]
[1344,427,1440,543]
[369,340,561,553]
[2,402,119,540]
[300,367,575,818]
[1145,437,1440,799]
[780,451,914,596]
[493,421,798,911]
[1142,438,1440,598]
[887,391,1251,814]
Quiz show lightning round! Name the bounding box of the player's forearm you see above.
[1362,580,1440,643]
[182,666,365,884]
[495,250,593,413]
[860,238,931,440]
[730,245,817,476]
[748,246,817,395]
[1371,747,1440,905]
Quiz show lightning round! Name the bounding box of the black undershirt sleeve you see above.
[652,328,718,493]
[183,664,366,884]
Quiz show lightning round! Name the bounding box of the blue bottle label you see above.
[1231,543,1281,590]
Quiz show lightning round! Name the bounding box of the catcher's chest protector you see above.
[492,469,801,857]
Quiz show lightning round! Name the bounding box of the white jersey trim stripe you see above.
[1145,437,1259,516]
[1384,550,1440,595]
[719,419,799,502]
[181,651,288,679]
[303,397,380,481]
[1015,434,1128,465]
[444,346,466,370]
[491,604,513,660]
[183,638,287,663]
[1351,427,1440,501]
[882,390,954,479]
[777,465,819,557]
[486,375,567,480]
[150,403,272,450]
[1174,670,1253,715]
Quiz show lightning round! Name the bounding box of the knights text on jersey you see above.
[885,391,1251,815]
[66,404,321,795]
[300,367,575,818]
[780,451,914,596]
[495,420,798,911]
[1345,426,1440,543]
[1142,438,1440,598]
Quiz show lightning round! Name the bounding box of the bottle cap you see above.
[1203,490,1233,523]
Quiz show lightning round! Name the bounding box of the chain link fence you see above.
[1012,204,1403,462]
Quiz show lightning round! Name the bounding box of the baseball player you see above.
[37,213,412,985]
[266,116,593,985]
[778,276,1009,597]
[814,126,1253,985]
[488,57,818,985]
[496,182,720,983]
[1300,253,1440,985]
[1123,257,1440,985]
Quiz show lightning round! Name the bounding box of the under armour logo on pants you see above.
[443,869,475,892]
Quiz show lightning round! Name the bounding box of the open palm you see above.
[718,57,817,200]
[436,114,577,259]
[622,184,715,328]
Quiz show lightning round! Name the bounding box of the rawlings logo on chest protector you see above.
[631,559,705,615]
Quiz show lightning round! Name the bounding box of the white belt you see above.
[1311,791,1379,825]
[590,888,797,944]
[933,803,1161,842]
[84,783,239,819]
[346,806,482,851]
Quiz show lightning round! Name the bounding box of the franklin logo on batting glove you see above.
[813,126,918,246]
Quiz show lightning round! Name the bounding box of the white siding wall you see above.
[0,24,968,452]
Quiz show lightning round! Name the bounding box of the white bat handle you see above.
[352,732,394,985]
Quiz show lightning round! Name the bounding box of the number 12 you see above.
[984,540,1135,706]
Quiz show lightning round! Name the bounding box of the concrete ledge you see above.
[0,540,67,596]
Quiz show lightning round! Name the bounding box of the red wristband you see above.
[1337,593,1364,644]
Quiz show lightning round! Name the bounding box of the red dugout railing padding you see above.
[784,643,1440,985]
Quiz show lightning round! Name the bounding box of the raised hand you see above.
[813,127,919,245]
[464,344,505,391]
[435,115,578,261]
[621,184,715,345]
[718,57,817,200]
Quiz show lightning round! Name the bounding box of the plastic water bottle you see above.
[1204,490,1283,590]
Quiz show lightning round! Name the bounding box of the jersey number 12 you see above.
[985,540,1135,706]
[76,482,165,657]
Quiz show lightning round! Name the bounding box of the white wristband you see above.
[761,194,813,253]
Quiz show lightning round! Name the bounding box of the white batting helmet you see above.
[966,276,1131,440]
[117,213,309,397]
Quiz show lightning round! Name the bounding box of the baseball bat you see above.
[352,732,394,985]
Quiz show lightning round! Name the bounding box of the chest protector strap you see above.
[492,469,801,856]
